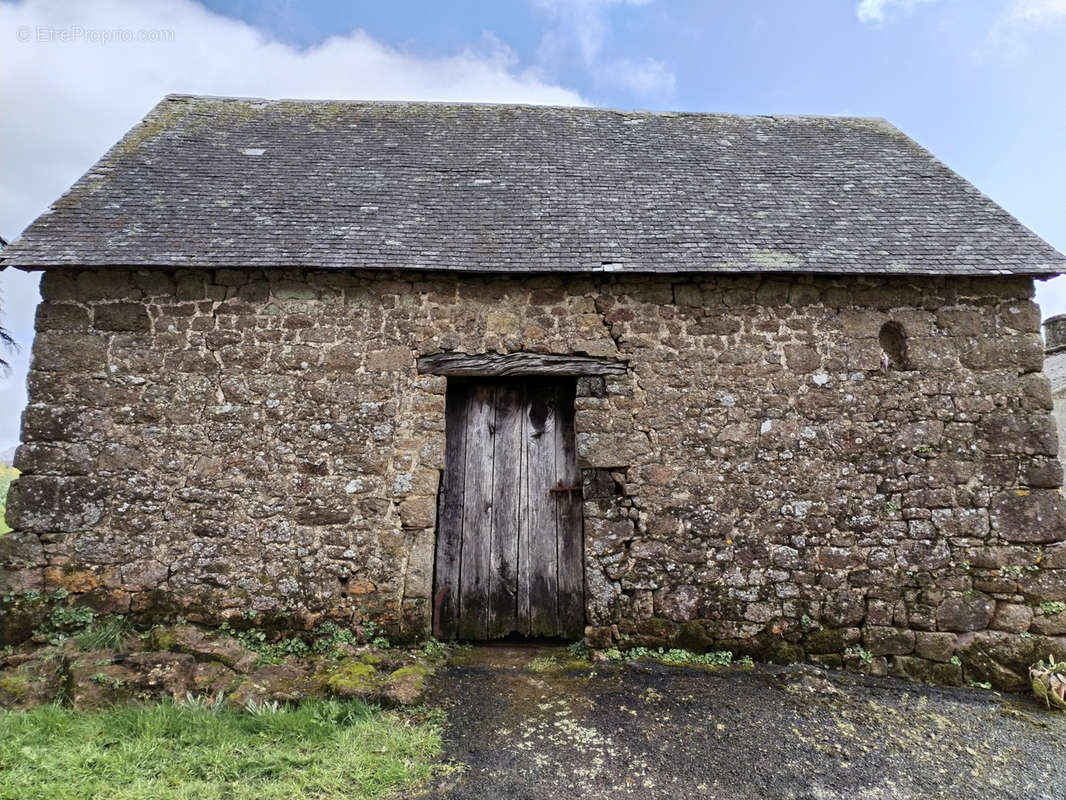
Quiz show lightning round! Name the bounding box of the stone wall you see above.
[3,268,1066,689]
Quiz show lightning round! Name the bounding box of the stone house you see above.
[2,95,1066,687]
[1042,315,1066,469]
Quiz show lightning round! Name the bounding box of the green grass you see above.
[0,699,443,800]
[0,465,17,535]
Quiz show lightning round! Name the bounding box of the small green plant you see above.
[371,636,391,650]
[950,656,962,666]
[526,655,558,672]
[218,623,311,664]
[800,614,815,630]
[845,646,874,664]
[1040,601,1066,616]
[218,621,270,656]
[566,640,591,660]
[243,698,283,716]
[969,680,993,690]
[278,636,312,658]
[312,621,357,655]
[35,603,96,644]
[89,673,128,690]
[75,615,137,651]
[421,637,448,659]
[181,690,225,711]
[883,500,899,513]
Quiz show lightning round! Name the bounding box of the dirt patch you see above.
[423,645,1066,800]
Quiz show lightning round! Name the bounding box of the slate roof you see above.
[2,94,1063,276]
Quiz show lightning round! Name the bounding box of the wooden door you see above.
[434,378,584,640]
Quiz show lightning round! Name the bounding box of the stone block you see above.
[402,529,435,600]
[577,431,651,468]
[36,303,90,332]
[93,302,150,332]
[31,332,108,373]
[804,627,858,655]
[119,560,169,592]
[980,414,1058,457]
[1018,569,1066,602]
[75,270,134,301]
[862,626,915,656]
[992,489,1066,543]
[821,592,866,626]
[936,593,995,632]
[890,655,963,686]
[367,347,413,372]
[5,476,106,532]
[914,631,956,662]
[989,602,1032,633]
[1031,610,1066,636]
[1045,543,1066,569]
[960,336,1043,372]
[1022,458,1063,489]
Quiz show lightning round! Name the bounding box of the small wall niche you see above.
[878,321,910,370]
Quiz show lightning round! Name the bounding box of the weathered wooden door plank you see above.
[554,381,585,638]
[525,380,560,637]
[517,381,532,635]
[457,383,495,640]
[418,352,627,377]
[488,382,522,637]
[433,384,468,639]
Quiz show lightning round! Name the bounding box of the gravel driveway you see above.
[421,644,1065,800]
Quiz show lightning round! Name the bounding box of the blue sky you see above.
[1,0,1065,453]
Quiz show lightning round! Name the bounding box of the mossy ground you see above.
[323,659,379,697]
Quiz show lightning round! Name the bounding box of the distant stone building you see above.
[1043,315,1066,468]
[2,95,1066,688]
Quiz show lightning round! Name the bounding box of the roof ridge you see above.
[159,93,893,125]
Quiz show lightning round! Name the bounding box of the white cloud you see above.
[856,0,939,25]
[986,0,1066,54]
[1006,0,1066,25]
[605,56,676,96]
[532,0,673,97]
[0,0,586,451]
